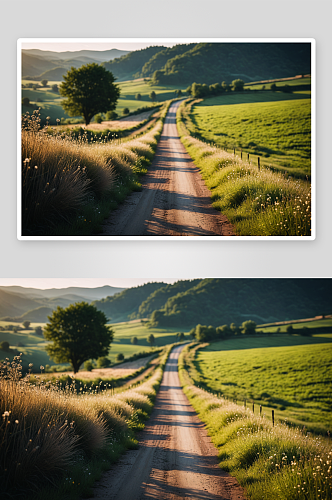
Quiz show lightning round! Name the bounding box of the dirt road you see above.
[100,101,234,236]
[91,345,245,500]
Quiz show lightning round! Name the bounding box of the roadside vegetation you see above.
[21,101,171,236]
[0,344,174,499]
[177,98,311,236]
[179,344,332,500]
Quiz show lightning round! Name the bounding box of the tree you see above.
[131,336,138,345]
[122,107,130,115]
[34,326,43,336]
[59,63,120,126]
[22,97,30,107]
[52,84,58,92]
[0,341,10,352]
[232,79,244,92]
[84,360,94,371]
[41,79,48,87]
[149,91,156,102]
[286,324,294,334]
[242,320,256,335]
[135,93,142,100]
[116,353,124,362]
[97,356,110,368]
[43,302,113,374]
[23,321,30,329]
[147,334,155,347]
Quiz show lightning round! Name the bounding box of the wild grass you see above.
[192,96,311,176]
[194,339,332,434]
[21,103,168,236]
[177,100,312,236]
[1,344,173,498]
[178,344,332,500]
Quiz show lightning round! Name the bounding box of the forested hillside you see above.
[103,45,166,81]
[103,42,311,86]
[147,279,331,328]
[92,282,167,322]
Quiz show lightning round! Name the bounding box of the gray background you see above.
[1,0,330,281]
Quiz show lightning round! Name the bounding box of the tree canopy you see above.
[43,302,113,373]
[59,63,120,125]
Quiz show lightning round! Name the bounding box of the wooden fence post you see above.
[252,401,254,414]
[247,153,250,163]
[272,409,275,426]
[260,405,262,416]
[241,148,243,160]
[258,157,260,170]
[244,399,246,408]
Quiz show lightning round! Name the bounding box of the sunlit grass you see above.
[177,100,312,236]
[178,344,332,500]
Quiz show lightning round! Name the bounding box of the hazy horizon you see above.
[20,40,178,53]
[0,278,180,290]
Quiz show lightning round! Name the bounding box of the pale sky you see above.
[0,278,180,289]
[20,40,178,52]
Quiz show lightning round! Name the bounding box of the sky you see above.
[20,40,177,52]
[0,278,180,289]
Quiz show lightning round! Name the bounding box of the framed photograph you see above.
[18,38,315,240]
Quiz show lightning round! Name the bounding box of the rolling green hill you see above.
[92,282,168,322]
[148,279,332,328]
[103,45,167,81]
[104,42,311,86]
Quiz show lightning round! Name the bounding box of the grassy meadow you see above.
[179,343,332,500]
[194,335,332,435]
[0,344,173,499]
[192,94,311,177]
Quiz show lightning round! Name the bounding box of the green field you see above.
[191,92,311,177]
[194,334,332,434]
[0,320,189,369]
[22,78,186,124]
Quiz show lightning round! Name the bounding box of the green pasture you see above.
[192,94,311,177]
[195,335,332,434]
[0,320,189,368]
[244,76,311,90]
[257,318,332,333]
[21,78,185,124]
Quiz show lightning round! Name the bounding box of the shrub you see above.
[41,79,48,87]
[94,113,103,123]
[84,360,94,371]
[122,108,130,115]
[96,356,110,368]
[116,353,124,362]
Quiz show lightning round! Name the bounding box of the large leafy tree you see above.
[44,302,113,373]
[59,63,120,125]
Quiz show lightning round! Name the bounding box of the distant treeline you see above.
[190,321,323,342]
[184,80,310,98]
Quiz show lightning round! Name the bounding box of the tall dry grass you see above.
[21,106,165,235]
[1,344,172,496]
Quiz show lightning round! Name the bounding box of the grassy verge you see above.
[176,99,311,236]
[178,344,332,500]
[1,344,174,499]
[21,101,172,236]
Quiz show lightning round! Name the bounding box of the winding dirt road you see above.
[91,345,245,500]
[100,101,234,236]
